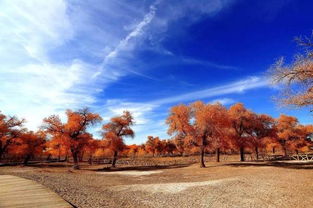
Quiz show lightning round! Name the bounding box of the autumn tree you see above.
[11,131,46,165]
[46,135,70,161]
[276,114,301,156]
[42,108,102,169]
[289,124,313,154]
[84,139,100,164]
[262,136,280,155]
[137,144,147,157]
[211,127,234,162]
[167,101,230,168]
[145,136,163,156]
[250,114,276,160]
[270,32,313,109]
[173,135,186,156]
[228,103,255,162]
[163,139,177,156]
[0,112,25,160]
[127,144,140,158]
[102,111,134,167]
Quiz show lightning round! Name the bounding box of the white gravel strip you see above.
[111,177,238,193]
[98,170,163,176]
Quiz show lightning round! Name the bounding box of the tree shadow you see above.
[28,163,74,168]
[95,164,191,172]
[225,161,313,170]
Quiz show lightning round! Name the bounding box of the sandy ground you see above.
[1,161,313,208]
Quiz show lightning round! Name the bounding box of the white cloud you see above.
[92,100,162,143]
[100,100,157,125]
[181,57,238,70]
[104,2,159,61]
[152,76,268,105]
[0,0,263,144]
[0,0,142,130]
[0,0,74,62]
[209,98,235,105]
[0,60,99,129]
[95,76,269,143]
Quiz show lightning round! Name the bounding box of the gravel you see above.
[1,161,313,208]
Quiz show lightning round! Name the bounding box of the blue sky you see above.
[0,0,313,144]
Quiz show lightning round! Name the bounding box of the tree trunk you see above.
[240,146,245,162]
[200,145,205,168]
[216,148,220,162]
[88,155,93,165]
[72,151,79,169]
[23,154,31,166]
[58,148,61,162]
[272,147,276,154]
[46,154,51,161]
[255,146,259,160]
[283,147,287,157]
[0,149,4,161]
[79,151,84,162]
[0,142,11,161]
[111,151,118,168]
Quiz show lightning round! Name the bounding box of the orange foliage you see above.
[102,111,134,167]
[10,131,46,165]
[228,103,256,161]
[167,101,231,167]
[0,112,25,160]
[42,108,102,169]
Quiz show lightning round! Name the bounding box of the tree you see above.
[163,139,177,156]
[262,136,280,155]
[276,114,300,156]
[211,127,234,162]
[42,108,102,169]
[127,144,140,158]
[145,136,163,156]
[84,139,100,164]
[270,32,313,109]
[0,112,24,160]
[46,135,70,161]
[12,131,46,165]
[288,124,313,154]
[250,114,276,160]
[102,111,134,167]
[173,135,186,156]
[228,103,255,162]
[167,101,230,168]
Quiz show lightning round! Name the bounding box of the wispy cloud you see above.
[0,60,99,129]
[91,99,163,142]
[103,1,160,62]
[94,76,269,143]
[181,57,238,70]
[152,76,269,105]
[0,0,243,140]
[0,0,74,62]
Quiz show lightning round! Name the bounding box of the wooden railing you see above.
[290,154,313,161]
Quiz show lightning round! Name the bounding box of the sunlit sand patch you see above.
[111,178,237,193]
[98,170,163,176]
